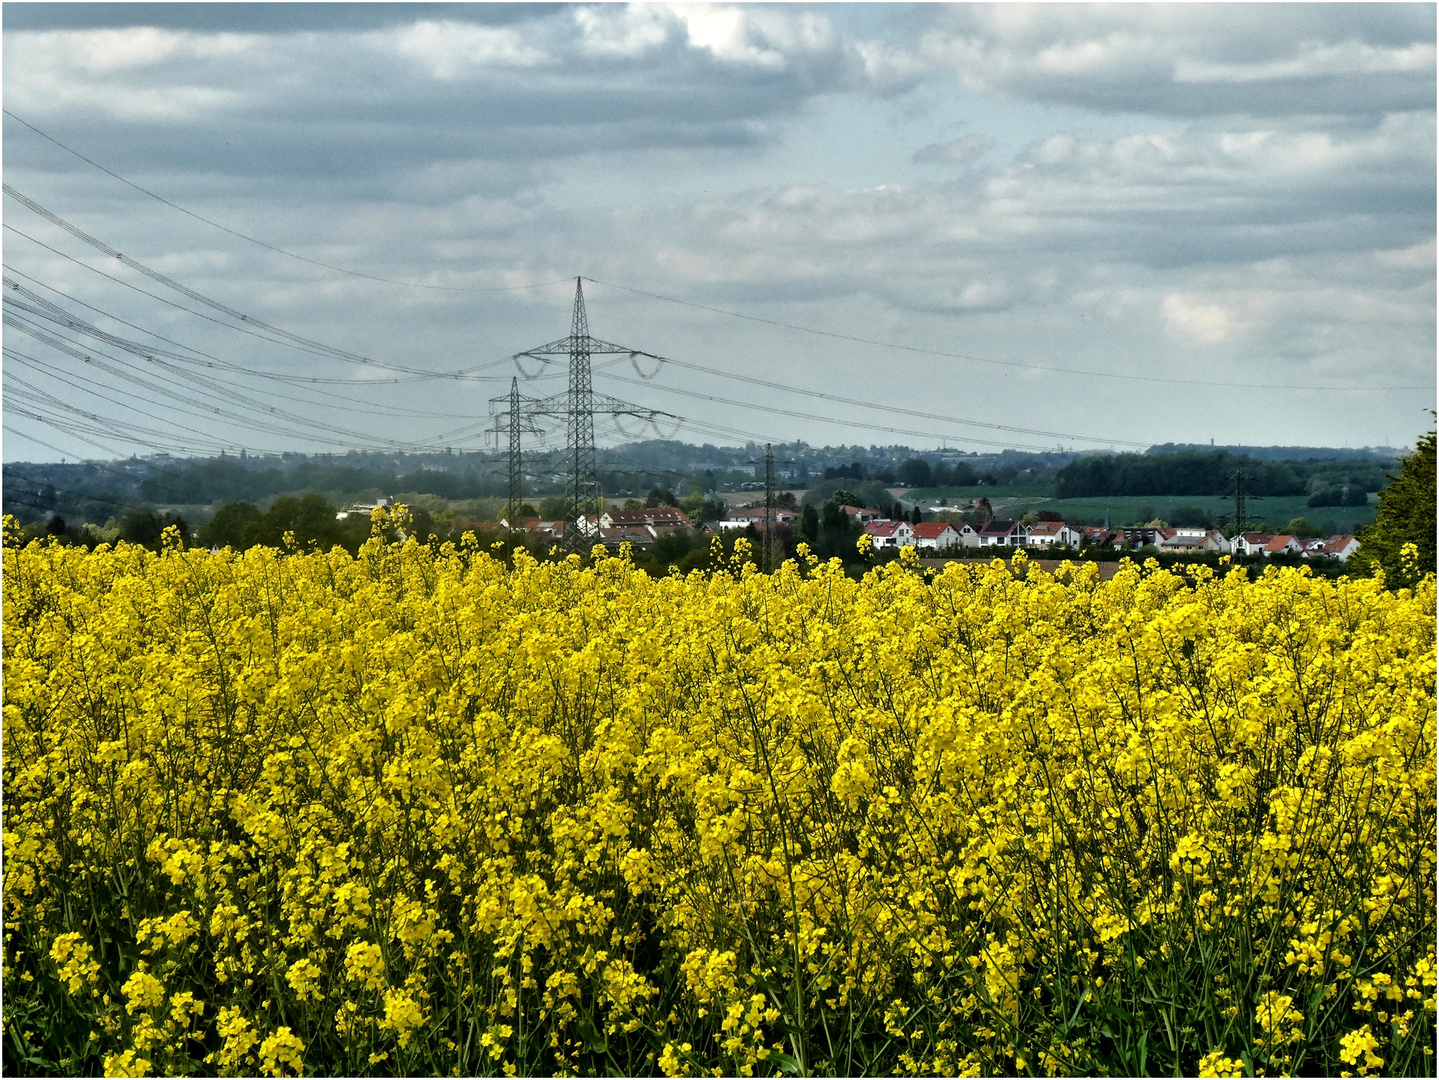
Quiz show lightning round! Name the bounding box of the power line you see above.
[6,111,1422,397]
[648,355,1146,448]
[582,276,1428,392]
[3,186,491,380]
[599,369,1074,453]
[3,277,511,421]
[4,108,575,295]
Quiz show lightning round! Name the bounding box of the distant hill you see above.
[1146,444,1400,462]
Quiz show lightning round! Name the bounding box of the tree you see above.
[910,504,922,525]
[1350,425,1435,589]
[248,494,344,551]
[200,501,262,549]
[897,458,933,489]
[646,487,680,508]
[800,505,819,546]
[117,507,190,550]
[118,508,162,547]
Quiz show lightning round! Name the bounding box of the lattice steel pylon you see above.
[506,278,677,551]
[507,377,522,525]
[763,443,777,572]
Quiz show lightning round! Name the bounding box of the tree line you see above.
[1054,450,1390,500]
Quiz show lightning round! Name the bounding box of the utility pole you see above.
[508,377,522,527]
[507,278,677,552]
[763,442,777,572]
[1233,467,1247,536]
[566,279,597,543]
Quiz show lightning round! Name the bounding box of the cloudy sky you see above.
[3,2,1434,463]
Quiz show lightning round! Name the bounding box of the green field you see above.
[907,485,1375,535]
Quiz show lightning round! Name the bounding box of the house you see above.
[719,507,800,531]
[841,505,880,524]
[598,524,657,549]
[863,519,914,549]
[1158,528,1228,553]
[1122,526,1165,549]
[1023,520,1081,550]
[335,496,392,520]
[1262,534,1302,557]
[1229,532,1273,557]
[978,519,1025,547]
[600,507,692,532]
[912,521,968,550]
[1082,527,1116,549]
[1313,534,1360,561]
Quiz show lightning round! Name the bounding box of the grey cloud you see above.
[2,3,544,33]
[913,134,992,166]
[913,3,1436,118]
[3,9,861,190]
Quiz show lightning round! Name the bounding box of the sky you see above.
[2,1,1435,463]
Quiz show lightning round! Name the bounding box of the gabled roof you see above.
[600,525,655,540]
[1263,534,1298,553]
[606,507,692,527]
[725,507,797,521]
[979,518,1020,536]
[863,519,908,537]
[911,521,959,539]
[1320,534,1358,555]
[1025,521,1067,537]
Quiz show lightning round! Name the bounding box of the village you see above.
[417,498,1364,564]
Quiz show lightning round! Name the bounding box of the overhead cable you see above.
[582,276,1428,392]
[3,108,574,295]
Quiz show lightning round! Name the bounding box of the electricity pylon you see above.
[743,445,798,572]
[764,443,777,573]
[504,278,677,550]
[488,377,546,527]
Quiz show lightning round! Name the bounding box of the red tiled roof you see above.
[911,522,958,539]
[863,520,906,537]
[607,508,692,527]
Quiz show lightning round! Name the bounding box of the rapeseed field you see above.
[3,510,1433,1076]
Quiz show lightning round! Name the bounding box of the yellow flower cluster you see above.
[3,517,1434,1076]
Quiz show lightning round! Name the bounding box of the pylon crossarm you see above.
[583,339,665,358]
[512,337,576,359]
[588,392,676,418]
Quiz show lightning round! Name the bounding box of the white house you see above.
[863,519,914,549]
[1229,532,1272,557]
[1262,535,1303,557]
[335,496,392,521]
[841,504,880,524]
[1158,528,1228,553]
[1023,520,1081,550]
[1313,534,1361,561]
[977,519,1025,547]
[719,507,800,531]
[911,522,967,550]
[600,507,692,531]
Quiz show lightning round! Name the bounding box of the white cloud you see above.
[907,3,1435,117]
[1162,293,1238,344]
[572,5,676,59]
[386,21,550,80]
[1175,40,1435,84]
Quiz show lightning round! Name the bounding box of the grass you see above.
[906,486,1375,534]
